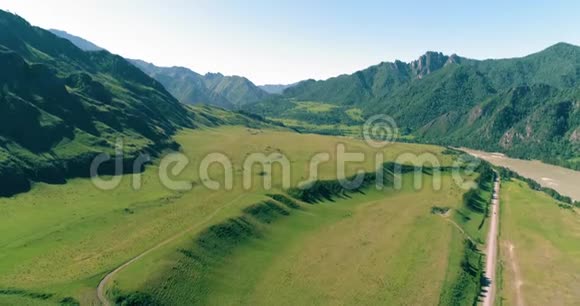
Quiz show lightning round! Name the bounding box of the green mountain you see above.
[130,59,234,108]
[0,10,266,197]
[48,29,104,51]
[282,52,463,105]
[131,59,270,109]
[49,30,271,109]
[248,44,580,169]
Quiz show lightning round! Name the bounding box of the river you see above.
[459,148,580,202]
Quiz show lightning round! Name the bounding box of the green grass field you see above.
[497,179,580,306]
[116,173,484,305]
[0,126,488,305]
[272,118,363,137]
[293,101,339,113]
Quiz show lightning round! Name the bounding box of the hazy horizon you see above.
[1,0,579,85]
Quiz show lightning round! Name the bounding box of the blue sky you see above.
[1,0,578,84]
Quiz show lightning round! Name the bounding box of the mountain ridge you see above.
[131,59,270,109]
[48,29,104,51]
[247,43,580,169]
[49,29,270,109]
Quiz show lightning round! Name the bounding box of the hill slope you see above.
[0,10,269,197]
[129,59,234,108]
[247,44,580,169]
[48,29,104,51]
[131,59,270,109]
[0,10,197,196]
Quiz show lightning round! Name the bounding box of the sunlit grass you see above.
[497,179,580,305]
[0,126,454,304]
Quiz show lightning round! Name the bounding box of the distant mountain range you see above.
[258,83,298,94]
[50,30,270,109]
[248,44,580,169]
[34,25,580,170]
[130,59,270,109]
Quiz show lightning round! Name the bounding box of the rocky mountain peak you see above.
[204,72,225,79]
[410,51,459,79]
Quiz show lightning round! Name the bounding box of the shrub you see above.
[115,292,157,306]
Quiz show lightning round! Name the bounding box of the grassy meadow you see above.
[497,179,580,306]
[0,125,489,305]
[117,173,486,306]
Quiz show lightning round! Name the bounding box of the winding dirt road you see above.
[96,194,246,306]
[481,174,500,306]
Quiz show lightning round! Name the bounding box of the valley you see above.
[1,126,490,305]
[0,6,579,306]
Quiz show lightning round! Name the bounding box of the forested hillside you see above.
[247,44,580,169]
